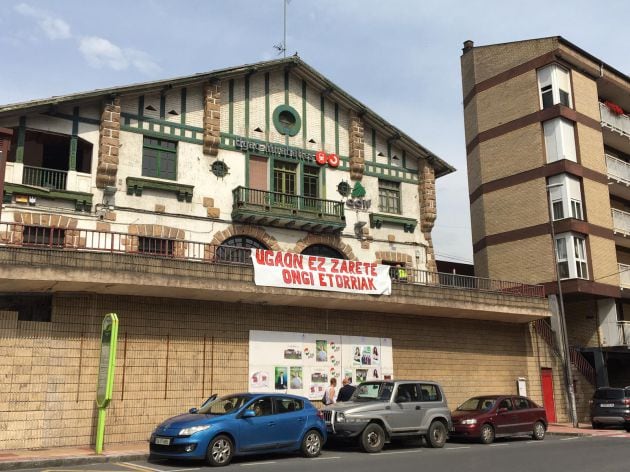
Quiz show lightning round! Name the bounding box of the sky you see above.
[1,0,628,264]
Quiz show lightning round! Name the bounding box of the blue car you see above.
[149,393,327,466]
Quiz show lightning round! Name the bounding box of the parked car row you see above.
[590,386,630,432]
[149,379,551,466]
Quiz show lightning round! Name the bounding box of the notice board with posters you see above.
[248,330,394,401]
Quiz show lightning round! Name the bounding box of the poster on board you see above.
[249,330,393,400]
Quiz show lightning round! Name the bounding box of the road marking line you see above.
[241,462,276,466]
[446,446,471,450]
[489,443,510,447]
[119,463,163,472]
[166,469,201,472]
[611,435,628,438]
[378,450,422,455]
[312,456,341,460]
[560,437,580,441]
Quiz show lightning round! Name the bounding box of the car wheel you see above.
[207,434,234,467]
[360,423,385,453]
[426,421,447,448]
[301,429,323,458]
[480,424,495,444]
[591,422,601,430]
[532,421,546,440]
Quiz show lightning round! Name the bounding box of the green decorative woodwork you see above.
[272,104,301,137]
[232,186,345,233]
[126,176,194,202]
[369,213,417,233]
[4,182,93,211]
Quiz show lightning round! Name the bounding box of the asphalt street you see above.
[18,435,630,472]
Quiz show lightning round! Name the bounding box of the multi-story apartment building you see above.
[461,37,630,392]
[0,56,558,450]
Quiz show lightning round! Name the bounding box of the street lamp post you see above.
[546,183,579,427]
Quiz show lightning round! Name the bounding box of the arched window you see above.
[301,244,345,259]
[217,236,268,264]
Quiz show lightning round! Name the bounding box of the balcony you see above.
[232,186,346,233]
[619,321,630,346]
[22,165,68,190]
[611,209,630,249]
[619,263,630,289]
[0,222,549,323]
[605,154,630,200]
[600,102,630,153]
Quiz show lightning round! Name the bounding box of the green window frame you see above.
[378,179,401,214]
[273,161,297,206]
[142,136,177,180]
[303,166,319,199]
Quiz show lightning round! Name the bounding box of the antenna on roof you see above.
[273,0,291,57]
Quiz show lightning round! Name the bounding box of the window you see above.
[555,233,588,280]
[0,294,52,322]
[216,236,267,264]
[419,384,441,402]
[273,397,303,414]
[547,174,584,221]
[23,226,65,247]
[142,137,177,180]
[395,384,420,403]
[247,397,273,417]
[498,398,514,411]
[303,166,319,198]
[138,236,174,256]
[514,398,531,410]
[543,118,577,163]
[378,180,401,214]
[273,161,297,206]
[537,64,572,109]
[301,244,345,259]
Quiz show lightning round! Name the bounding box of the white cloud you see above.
[79,36,160,75]
[14,3,71,40]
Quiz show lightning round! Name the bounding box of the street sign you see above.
[95,313,118,453]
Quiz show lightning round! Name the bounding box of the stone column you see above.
[96,97,121,189]
[419,160,437,272]
[349,110,365,181]
[203,82,221,156]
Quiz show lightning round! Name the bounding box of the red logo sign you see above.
[316,151,340,167]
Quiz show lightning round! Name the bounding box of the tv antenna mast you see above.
[273,0,290,57]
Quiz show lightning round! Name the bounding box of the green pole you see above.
[95,313,119,454]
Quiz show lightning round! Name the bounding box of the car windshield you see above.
[350,382,394,402]
[457,397,497,411]
[197,395,251,415]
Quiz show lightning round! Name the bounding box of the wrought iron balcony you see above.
[22,165,68,190]
[619,263,630,289]
[231,186,346,233]
[612,208,630,236]
[606,154,630,186]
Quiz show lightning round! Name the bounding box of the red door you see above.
[541,368,556,423]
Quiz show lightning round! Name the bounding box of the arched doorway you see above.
[217,235,268,264]
[301,244,346,259]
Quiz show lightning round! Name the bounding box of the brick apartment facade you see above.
[461,37,630,397]
[0,57,570,450]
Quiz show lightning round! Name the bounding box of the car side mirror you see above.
[498,407,508,414]
[242,410,256,418]
[189,407,198,414]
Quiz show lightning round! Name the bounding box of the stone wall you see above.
[96,97,121,189]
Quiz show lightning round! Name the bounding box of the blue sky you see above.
[1,0,628,265]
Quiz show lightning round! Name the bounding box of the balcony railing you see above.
[612,208,630,236]
[22,165,68,190]
[232,186,346,233]
[0,222,545,298]
[619,321,630,346]
[605,154,630,186]
[618,263,630,289]
[600,102,630,139]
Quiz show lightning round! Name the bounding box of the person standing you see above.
[336,377,356,402]
[323,377,337,405]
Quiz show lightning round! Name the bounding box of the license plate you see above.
[600,403,614,408]
[155,437,171,445]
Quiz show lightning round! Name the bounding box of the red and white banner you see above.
[251,249,391,296]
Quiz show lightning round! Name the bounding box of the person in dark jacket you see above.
[336,377,356,402]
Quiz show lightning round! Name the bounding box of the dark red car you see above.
[450,395,547,444]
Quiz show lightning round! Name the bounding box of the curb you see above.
[546,430,589,437]
[0,452,149,471]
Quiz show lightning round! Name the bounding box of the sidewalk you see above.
[0,425,623,471]
[0,441,149,471]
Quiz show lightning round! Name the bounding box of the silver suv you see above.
[322,380,452,452]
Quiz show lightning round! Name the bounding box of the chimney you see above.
[462,40,474,52]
